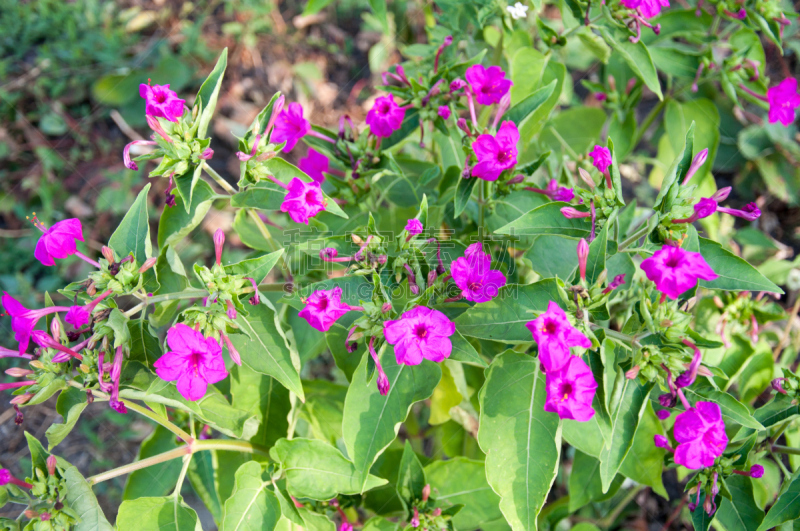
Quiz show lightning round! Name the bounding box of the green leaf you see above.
[425,457,507,531]
[224,249,284,285]
[541,107,607,155]
[478,352,561,531]
[683,387,765,430]
[109,183,152,263]
[187,450,222,524]
[691,493,716,531]
[568,451,624,512]
[698,238,783,294]
[196,49,228,139]
[158,179,216,247]
[381,108,421,149]
[302,0,335,16]
[219,461,281,531]
[716,475,764,531]
[396,440,426,505]
[607,138,626,206]
[368,0,389,33]
[62,466,114,531]
[754,395,800,428]
[654,123,695,212]
[598,27,663,100]
[128,320,162,369]
[454,279,562,342]
[619,403,668,497]
[756,467,800,531]
[270,438,387,499]
[123,426,182,500]
[509,48,546,105]
[577,27,612,63]
[598,379,653,492]
[504,81,557,128]
[449,330,488,367]
[230,183,286,211]
[495,202,592,239]
[116,496,200,531]
[230,364,291,450]
[454,174,478,217]
[45,388,88,450]
[262,158,347,219]
[229,300,304,400]
[343,346,441,490]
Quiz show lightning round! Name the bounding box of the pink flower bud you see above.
[199,148,214,160]
[50,318,61,341]
[577,239,589,282]
[139,257,157,273]
[5,368,34,377]
[214,229,225,266]
[422,484,431,502]
[657,409,671,420]
[561,207,591,219]
[625,365,641,379]
[102,246,116,263]
[47,455,57,476]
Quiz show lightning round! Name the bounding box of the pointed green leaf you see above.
[683,387,765,430]
[219,461,281,531]
[396,441,426,505]
[196,49,228,138]
[45,387,88,450]
[449,330,488,367]
[495,202,592,239]
[158,179,216,247]
[109,183,152,262]
[230,364,291,450]
[63,466,114,531]
[716,475,764,531]
[478,352,561,531]
[504,81,557,128]
[698,237,783,294]
[116,496,200,531]
[598,27,662,100]
[454,174,478,217]
[224,249,284,285]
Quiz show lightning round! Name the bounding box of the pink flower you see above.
[450,242,507,303]
[64,289,114,329]
[298,287,352,332]
[2,293,69,354]
[272,103,311,152]
[465,65,513,105]
[405,218,423,236]
[298,148,330,184]
[366,95,407,138]
[32,218,84,267]
[384,306,455,365]
[544,356,597,421]
[526,179,575,202]
[437,105,451,120]
[154,323,228,402]
[525,301,591,372]
[589,145,612,174]
[717,202,761,221]
[640,246,718,300]
[639,0,670,17]
[674,191,761,224]
[767,78,800,127]
[281,178,326,225]
[139,84,185,122]
[673,401,728,469]
[471,121,519,181]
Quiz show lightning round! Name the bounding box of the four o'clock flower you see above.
[589,145,612,175]
[154,323,229,402]
[108,345,127,414]
[29,216,99,268]
[384,306,456,365]
[525,301,591,372]
[405,218,423,238]
[450,242,507,303]
[673,401,728,469]
[366,95,408,138]
[471,121,519,181]
[0,469,32,490]
[767,78,800,127]
[140,83,185,122]
[640,245,718,300]
[298,287,355,332]
[64,289,114,329]
[437,105,451,120]
[298,148,331,184]
[465,65,513,105]
[272,102,311,152]
[2,293,70,354]
[525,179,575,202]
[369,337,390,396]
[268,176,327,225]
[544,356,598,421]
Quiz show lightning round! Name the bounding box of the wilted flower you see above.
[526,179,575,202]
[640,245,718,300]
[154,323,228,401]
[384,306,455,365]
[64,289,114,329]
[437,105,451,120]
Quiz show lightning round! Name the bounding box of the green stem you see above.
[548,126,580,160]
[247,209,293,282]
[124,288,209,317]
[561,15,604,38]
[618,217,654,251]
[592,325,650,347]
[599,485,644,527]
[772,444,800,456]
[202,161,238,195]
[172,454,192,500]
[88,439,269,485]
[770,449,793,478]
[629,98,668,153]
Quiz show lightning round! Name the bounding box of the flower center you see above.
[542,320,558,335]
[665,255,681,268]
[305,190,318,204]
[414,324,428,339]
[496,150,510,163]
[559,383,573,401]
[155,92,167,103]
[317,297,329,311]
[468,281,482,291]
[378,102,391,114]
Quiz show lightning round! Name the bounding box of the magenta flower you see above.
[639,0,670,17]
[640,245,718,300]
[0,469,32,489]
[471,120,519,181]
[465,65,513,105]
[450,242,507,303]
[298,148,330,184]
[526,179,575,202]
[437,105,451,120]
[154,323,228,402]
[384,306,455,365]
[674,190,761,224]
[525,301,591,372]
[767,78,800,127]
[544,356,598,421]
[139,84,185,122]
[64,289,113,329]
[2,293,69,354]
[272,102,311,152]
[366,95,407,138]
[405,218,423,236]
[298,287,353,332]
[673,401,728,469]
[32,218,84,267]
[280,178,327,225]
[717,202,761,221]
[589,145,612,174]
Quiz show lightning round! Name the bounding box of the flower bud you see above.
[47,455,57,476]
[86,281,97,297]
[381,302,392,313]
[199,148,214,160]
[577,238,589,282]
[214,229,225,266]
[102,246,116,263]
[771,378,788,394]
[321,247,339,260]
[560,207,591,219]
[578,168,596,189]
[10,393,32,405]
[422,483,431,502]
[5,368,34,377]
[139,257,157,273]
[656,409,671,420]
[625,366,640,379]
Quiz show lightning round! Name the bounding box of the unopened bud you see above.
[351,234,364,245]
[40,513,51,521]
[101,246,115,263]
[199,148,214,160]
[86,282,96,297]
[625,366,640,379]
[139,257,157,273]
[5,368,34,377]
[24,510,38,519]
[577,239,589,282]
[772,378,788,394]
[30,361,45,370]
[214,229,225,266]
[47,455,57,476]
[10,393,32,405]
[427,270,438,286]
[320,247,338,260]
[382,302,392,313]
[578,168,595,189]
[422,484,431,502]
[457,118,470,137]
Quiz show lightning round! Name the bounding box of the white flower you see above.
[506,2,529,19]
